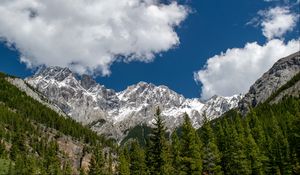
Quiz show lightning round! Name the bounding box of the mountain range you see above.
[24,67,242,141]
[5,51,299,141]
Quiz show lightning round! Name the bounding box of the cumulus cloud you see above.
[194,39,300,99]
[259,6,298,40]
[195,5,299,99]
[0,0,188,75]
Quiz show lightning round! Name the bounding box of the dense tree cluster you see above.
[118,96,300,175]
[0,73,115,174]
[0,73,109,145]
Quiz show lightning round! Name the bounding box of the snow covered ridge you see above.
[26,66,243,141]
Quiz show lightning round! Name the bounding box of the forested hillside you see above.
[118,75,300,175]
[0,72,116,174]
[118,96,300,175]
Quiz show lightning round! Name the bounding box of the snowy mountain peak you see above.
[26,66,242,140]
[122,81,155,95]
[204,94,243,117]
[35,66,73,81]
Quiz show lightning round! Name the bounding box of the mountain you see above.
[26,67,242,141]
[0,72,115,174]
[239,51,300,114]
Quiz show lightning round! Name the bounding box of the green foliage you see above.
[244,122,264,175]
[120,96,300,175]
[118,149,130,175]
[0,73,115,174]
[129,140,147,175]
[121,124,152,146]
[0,75,106,145]
[146,107,172,175]
[179,113,203,175]
[213,96,300,174]
[224,117,251,175]
[63,161,73,175]
[171,132,181,174]
[0,142,6,157]
[89,145,107,175]
[0,158,11,174]
[201,114,222,175]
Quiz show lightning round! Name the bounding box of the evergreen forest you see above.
[0,72,299,174]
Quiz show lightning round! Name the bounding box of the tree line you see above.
[117,96,300,175]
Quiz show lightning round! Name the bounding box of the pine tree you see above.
[9,142,19,161]
[201,114,222,175]
[108,151,113,175]
[248,111,266,149]
[146,107,172,175]
[214,121,226,158]
[45,141,62,175]
[7,160,14,175]
[171,132,181,174]
[290,112,300,174]
[63,161,73,175]
[89,146,106,175]
[119,149,130,175]
[244,121,264,175]
[89,154,102,175]
[25,155,36,175]
[180,113,202,175]
[222,118,251,175]
[15,155,27,174]
[265,114,292,174]
[129,140,146,175]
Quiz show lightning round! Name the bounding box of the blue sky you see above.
[0,0,299,99]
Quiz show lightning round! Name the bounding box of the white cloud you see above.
[195,5,299,99]
[194,39,300,100]
[259,6,298,40]
[0,0,188,75]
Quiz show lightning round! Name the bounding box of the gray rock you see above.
[270,79,300,104]
[239,51,300,115]
[26,66,243,141]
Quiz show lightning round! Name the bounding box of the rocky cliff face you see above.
[239,51,300,114]
[26,66,242,141]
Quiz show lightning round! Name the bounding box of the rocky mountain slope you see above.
[269,72,300,104]
[5,77,66,117]
[26,67,242,141]
[239,51,300,114]
[0,72,115,174]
